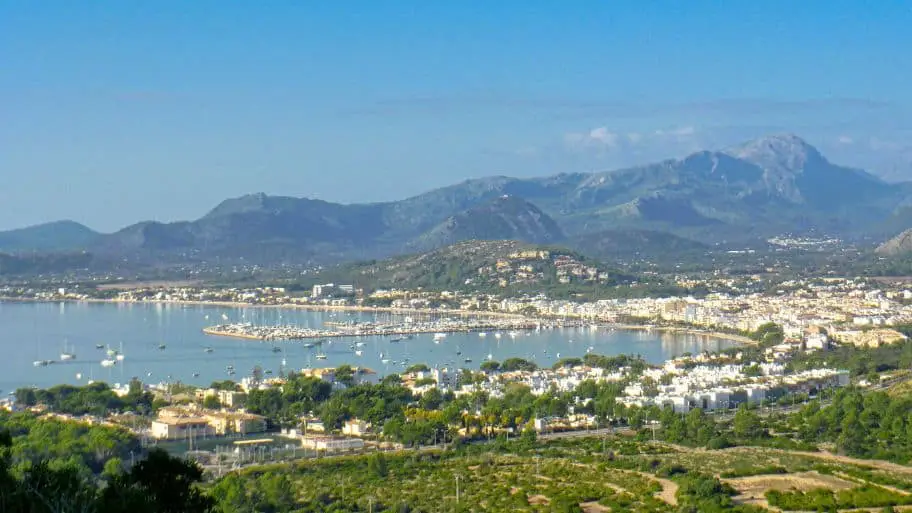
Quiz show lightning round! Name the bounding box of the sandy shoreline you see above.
[612,324,757,346]
[0,296,752,345]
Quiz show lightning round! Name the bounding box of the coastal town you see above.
[7,272,912,348]
[1,272,908,471]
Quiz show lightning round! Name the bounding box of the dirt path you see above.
[833,471,912,497]
[650,475,679,506]
[609,469,678,506]
[724,471,855,512]
[654,442,912,476]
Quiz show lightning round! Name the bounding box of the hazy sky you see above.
[3,2,912,231]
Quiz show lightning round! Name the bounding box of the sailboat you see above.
[60,340,76,361]
[115,342,125,361]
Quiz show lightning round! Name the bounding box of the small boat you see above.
[95,344,105,350]
[390,338,402,343]
[478,332,487,338]
[487,353,493,360]
[355,342,366,347]
[265,369,273,375]
[116,354,125,361]
[158,344,166,350]
[556,352,561,358]
[355,350,363,356]
[60,340,76,361]
[315,354,327,360]
[433,333,447,341]
[106,348,117,357]
[508,331,520,338]
[226,364,235,370]
[75,373,82,380]
[271,346,282,353]
[204,347,214,353]
[303,343,315,348]
[33,360,49,367]
[494,333,502,339]
[464,358,473,363]
[227,370,236,376]
[192,372,200,377]
[381,359,390,364]
[100,359,116,367]
[456,351,462,355]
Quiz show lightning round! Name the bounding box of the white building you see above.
[301,435,364,452]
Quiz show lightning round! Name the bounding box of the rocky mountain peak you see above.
[876,228,912,256]
[727,133,825,175]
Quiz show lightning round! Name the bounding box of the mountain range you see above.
[5,134,912,266]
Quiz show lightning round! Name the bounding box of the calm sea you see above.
[0,301,737,392]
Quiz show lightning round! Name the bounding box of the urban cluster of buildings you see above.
[10,276,912,350]
[617,360,849,413]
[472,248,615,287]
[494,279,912,348]
[150,405,267,440]
[400,355,849,417]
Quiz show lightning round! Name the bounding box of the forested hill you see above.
[278,240,689,299]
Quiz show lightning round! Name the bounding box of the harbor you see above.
[201,317,578,341]
[3,301,737,391]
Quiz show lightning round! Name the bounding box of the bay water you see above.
[0,301,737,392]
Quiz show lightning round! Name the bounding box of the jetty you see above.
[202,318,576,341]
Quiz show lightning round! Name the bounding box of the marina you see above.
[0,300,738,391]
[201,317,570,341]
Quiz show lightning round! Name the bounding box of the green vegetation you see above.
[0,415,211,512]
[15,379,154,416]
[766,486,912,511]
[0,440,212,513]
[787,331,912,376]
[788,388,912,463]
[0,412,139,475]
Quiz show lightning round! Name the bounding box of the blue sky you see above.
[2,2,911,231]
